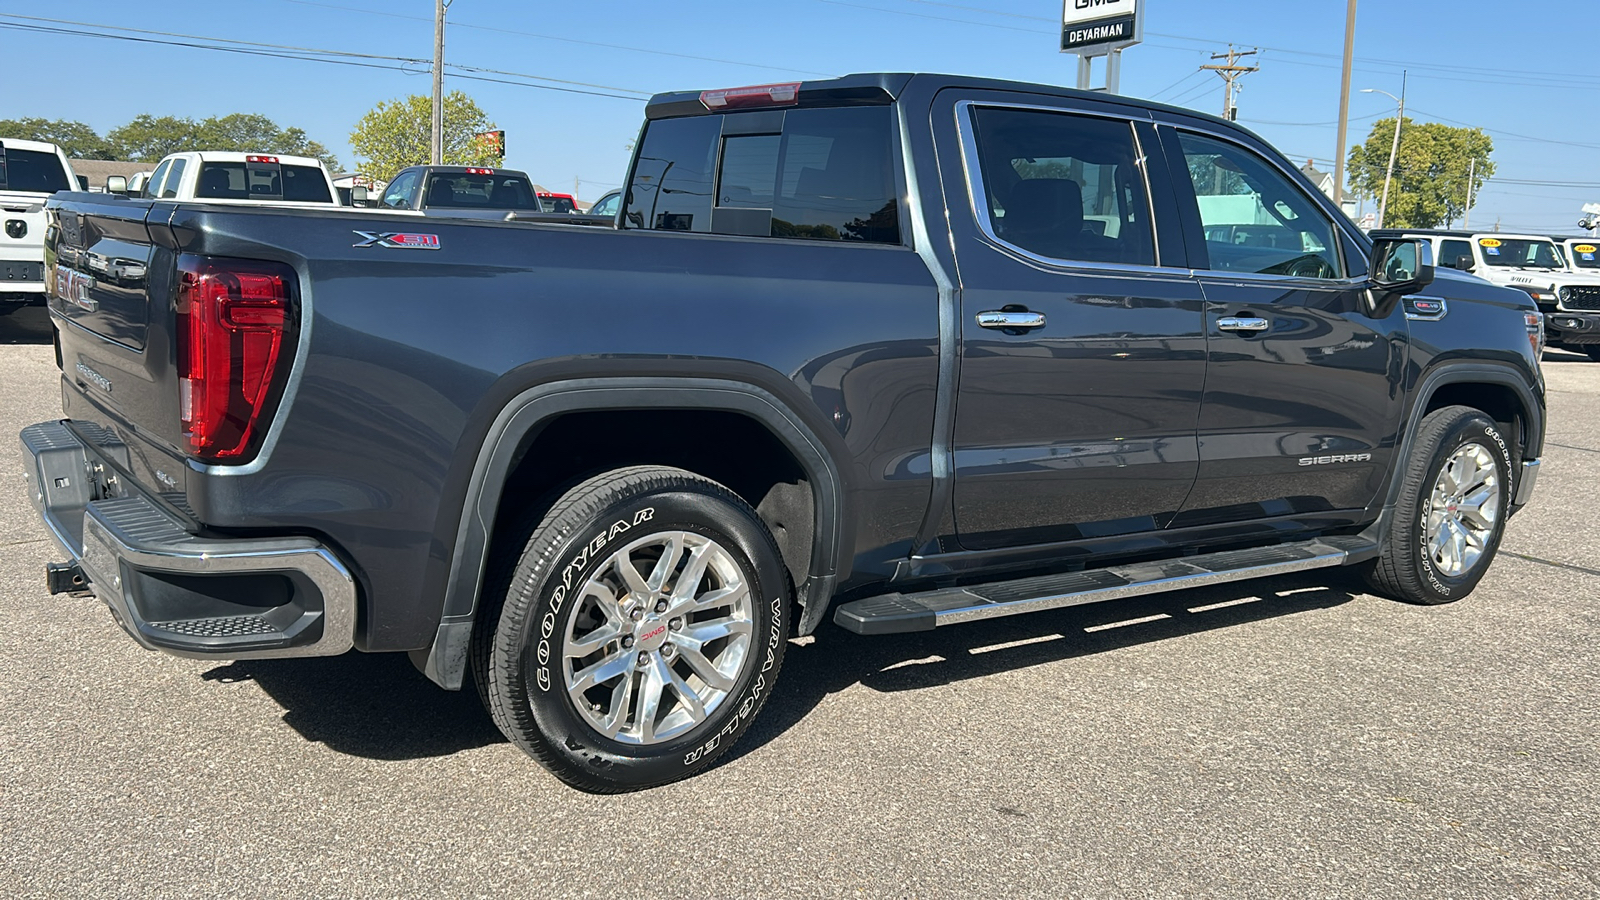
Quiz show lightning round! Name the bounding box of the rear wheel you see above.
[1362,406,1513,605]
[472,466,790,792]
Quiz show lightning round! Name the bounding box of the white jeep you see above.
[1375,229,1600,360]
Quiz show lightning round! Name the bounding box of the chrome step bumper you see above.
[20,421,357,659]
[835,537,1375,636]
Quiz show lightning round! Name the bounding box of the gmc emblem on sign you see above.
[352,231,441,250]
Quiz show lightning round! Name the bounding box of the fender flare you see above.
[415,376,847,690]
[1376,361,1544,517]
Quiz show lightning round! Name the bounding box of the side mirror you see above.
[105,175,128,195]
[1369,238,1435,316]
[77,175,89,191]
[351,185,368,206]
[1454,256,1475,272]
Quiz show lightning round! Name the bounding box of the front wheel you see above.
[473,466,790,792]
[1361,406,1513,605]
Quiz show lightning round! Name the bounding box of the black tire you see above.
[1362,405,1514,605]
[1583,346,1600,362]
[472,465,790,792]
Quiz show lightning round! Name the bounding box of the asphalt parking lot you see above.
[2,303,1596,899]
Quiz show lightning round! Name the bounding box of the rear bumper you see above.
[20,421,357,659]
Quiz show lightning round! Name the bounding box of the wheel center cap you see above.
[1447,502,1460,515]
[635,618,670,653]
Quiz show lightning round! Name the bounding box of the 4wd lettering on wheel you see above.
[683,595,783,767]
[535,507,655,693]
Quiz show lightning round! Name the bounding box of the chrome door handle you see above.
[1217,316,1270,333]
[977,310,1046,330]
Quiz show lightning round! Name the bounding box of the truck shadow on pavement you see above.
[730,571,1359,763]
[196,571,1356,764]
[0,306,53,344]
[201,652,507,760]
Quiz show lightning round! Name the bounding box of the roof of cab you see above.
[0,137,69,155]
[167,151,327,167]
[643,72,1254,134]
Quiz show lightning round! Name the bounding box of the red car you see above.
[536,191,577,213]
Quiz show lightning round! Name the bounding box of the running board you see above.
[834,537,1375,636]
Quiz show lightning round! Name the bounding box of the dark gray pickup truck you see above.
[23,73,1546,792]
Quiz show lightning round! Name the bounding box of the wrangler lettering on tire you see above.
[471,466,790,793]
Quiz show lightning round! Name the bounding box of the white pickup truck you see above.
[0,138,78,314]
[1374,229,1600,360]
[126,151,339,206]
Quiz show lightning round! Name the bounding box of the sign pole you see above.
[1061,0,1141,93]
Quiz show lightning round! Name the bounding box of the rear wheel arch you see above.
[416,377,850,690]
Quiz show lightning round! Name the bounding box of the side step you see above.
[834,537,1375,636]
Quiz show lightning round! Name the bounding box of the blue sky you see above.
[3,0,1596,232]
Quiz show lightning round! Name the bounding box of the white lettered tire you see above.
[1362,405,1513,605]
[472,466,790,792]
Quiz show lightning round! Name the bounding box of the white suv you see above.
[134,151,338,206]
[1375,229,1600,360]
[0,138,78,313]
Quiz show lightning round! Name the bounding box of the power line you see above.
[0,16,651,102]
[276,0,836,78]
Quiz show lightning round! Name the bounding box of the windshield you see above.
[424,173,539,210]
[0,146,71,194]
[1569,242,1600,269]
[1478,238,1564,268]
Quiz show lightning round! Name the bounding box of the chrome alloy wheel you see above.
[1425,442,1501,578]
[562,531,754,745]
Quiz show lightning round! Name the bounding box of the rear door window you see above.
[160,158,186,198]
[967,107,1155,266]
[626,106,901,244]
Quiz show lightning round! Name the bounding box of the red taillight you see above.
[246,155,280,164]
[699,82,801,110]
[465,167,494,175]
[177,256,295,461]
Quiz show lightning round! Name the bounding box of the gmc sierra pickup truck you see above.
[23,74,1546,793]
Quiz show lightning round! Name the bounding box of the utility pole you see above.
[1200,46,1259,121]
[431,0,447,165]
[1464,158,1475,228]
[1333,0,1357,206]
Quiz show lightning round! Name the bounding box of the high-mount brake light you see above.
[246,155,280,164]
[465,167,494,175]
[699,82,801,111]
[177,256,297,461]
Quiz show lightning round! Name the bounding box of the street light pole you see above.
[1362,72,1406,230]
[431,0,447,165]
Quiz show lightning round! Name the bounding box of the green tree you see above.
[1347,118,1493,229]
[108,113,340,169]
[0,118,116,159]
[348,91,498,182]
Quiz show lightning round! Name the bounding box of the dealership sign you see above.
[1061,0,1141,53]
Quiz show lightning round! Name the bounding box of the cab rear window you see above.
[196,162,333,202]
[626,106,900,244]
[0,145,72,194]
[425,173,539,210]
